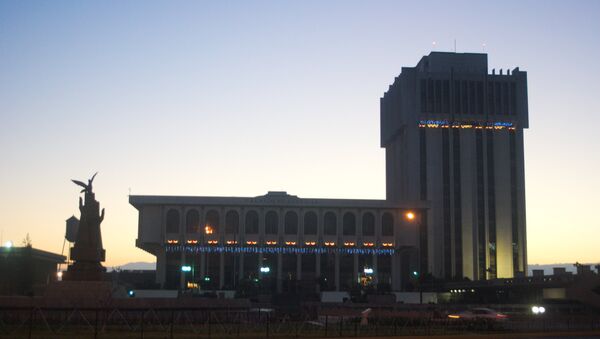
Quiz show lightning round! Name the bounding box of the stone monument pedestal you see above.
[62,263,106,281]
[63,246,106,281]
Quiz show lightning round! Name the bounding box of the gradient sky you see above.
[1,1,599,267]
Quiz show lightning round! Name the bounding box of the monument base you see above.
[63,261,107,281]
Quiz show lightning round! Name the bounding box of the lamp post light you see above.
[181,265,192,291]
[405,211,423,304]
[411,269,423,304]
[204,224,213,290]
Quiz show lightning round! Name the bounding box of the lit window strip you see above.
[418,119,515,130]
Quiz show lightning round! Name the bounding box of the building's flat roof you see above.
[0,246,66,263]
[129,191,428,210]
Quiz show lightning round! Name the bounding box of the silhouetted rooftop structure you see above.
[0,246,65,296]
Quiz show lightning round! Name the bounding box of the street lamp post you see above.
[204,224,214,290]
[412,270,422,304]
[405,211,423,304]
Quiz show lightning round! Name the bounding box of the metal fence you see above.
[1,306,599,338]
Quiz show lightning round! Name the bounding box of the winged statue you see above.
[72,172,98,193]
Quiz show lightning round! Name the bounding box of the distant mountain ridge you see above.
[108,261,155,272]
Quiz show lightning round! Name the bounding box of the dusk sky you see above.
[1,1,599,267]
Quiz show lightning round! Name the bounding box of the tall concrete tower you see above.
[381,52,528,280]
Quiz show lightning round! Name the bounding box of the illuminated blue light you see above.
[181,265,192,272]
[420,119,449,126]
[166,245,395,256]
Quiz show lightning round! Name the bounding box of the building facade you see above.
[381,52,528,280]
[0,246,65,296]
[131,192,427,292]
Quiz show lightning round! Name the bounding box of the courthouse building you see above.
[131,192,426,292]
[132,52,528,291]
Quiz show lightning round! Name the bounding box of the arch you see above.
[205,210,220,234]
[324,212,337,236]
[382,212,394,236]
[225,210,239,234]
[362,212,375,236]
[185,209,199,234]
[342,212,356,236]
[284,211,298,235]
[245,210,259,234]
[304,211,317,235]
[166,209,180,233]
[265,211,278,235]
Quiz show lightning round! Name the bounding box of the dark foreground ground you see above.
[2,330,600,339]
[0,301,598,338]
[1,317,599,338]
